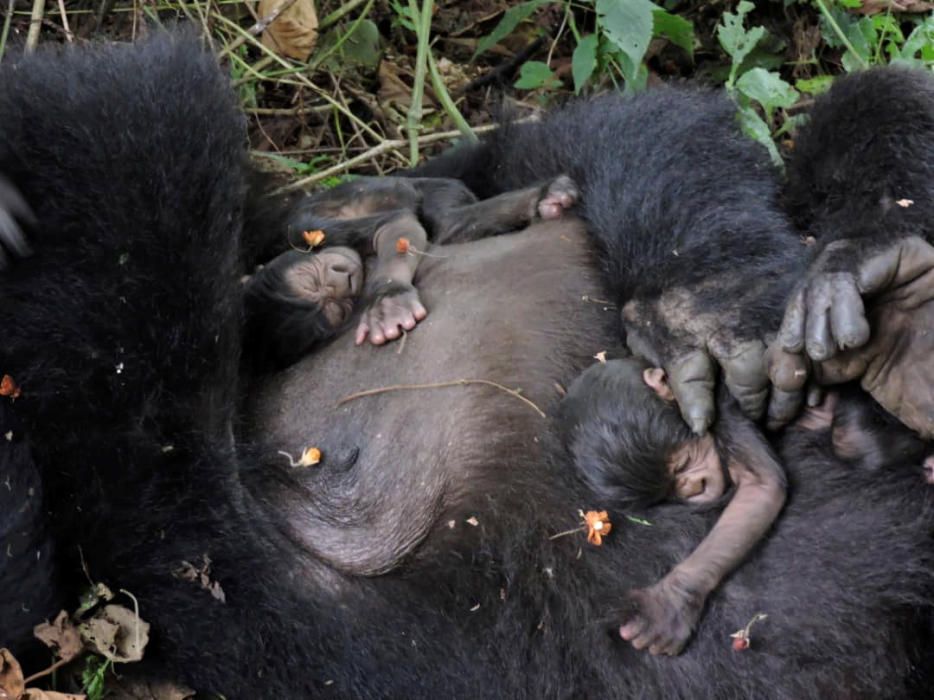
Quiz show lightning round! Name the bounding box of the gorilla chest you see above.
[249,221,615,486]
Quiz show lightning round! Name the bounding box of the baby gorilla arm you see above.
[621,394,787,656]
[355,210,428,345]
[416,175,578,245]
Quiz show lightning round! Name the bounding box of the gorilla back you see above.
[1,34,933,700]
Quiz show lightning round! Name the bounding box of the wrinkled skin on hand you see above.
[0,175,34,269]
[355,281,428,346]
[624,288,770,435]
[619,574,704,656]
[768,237,934,435]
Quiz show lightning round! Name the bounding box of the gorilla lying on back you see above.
[1,34,934,699]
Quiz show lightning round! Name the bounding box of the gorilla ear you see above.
[643,367,675,402]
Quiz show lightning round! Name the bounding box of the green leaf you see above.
[796,75,834,95]
[652,8,694,58]
[737,106,783,169]
[716,1,767,86]
[514,60,559,90]
[572,34,599,93]
[837,0,862,8]
[735,68,798,120]
[318,19,382,71]
[475,0,552,57]
[893,16,934,66]
[596,0,656,89]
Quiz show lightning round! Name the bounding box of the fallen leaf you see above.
[593,351,607,364]
[106,677,194,700]
[23,690,85,699]
[172,556,226,604]
[0,648,25,700]
[79,605,150,663]
[259,0,319,61]
[0,374,21,399]
[583,510,612,546]
[302,229,325,247]
[34,611,83,663]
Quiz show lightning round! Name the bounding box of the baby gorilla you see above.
[558,357,787,656]
[243,174,577,370]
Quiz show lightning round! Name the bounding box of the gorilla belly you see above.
[248,218,616,573]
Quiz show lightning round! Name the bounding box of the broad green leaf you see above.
[318,19,382,70]
[475,0,552,57]
[796,75,834,95]
[572,34,599,93]
[652,8,694,58]
[514,60,559,90]
[596,0,656,88]
[837,0,861,7]
[893,16,934,66]
[717,1,767,86]
[735,68,798,120]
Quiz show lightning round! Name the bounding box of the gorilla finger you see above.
[412,299,427,321]
[806,383,824,408]
[778,289,806,353]
[355,321,370,346]
[828,280,869,351]
[668,350,716,436]
[766,344,810,392]
[714,339,769,420]
[804,293,834,361]
[619,616,647,641]
[856,243,902,296]
[766,387,804,432]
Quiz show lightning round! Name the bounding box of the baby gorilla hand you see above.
[619,576,703,656]
[0,175,34,269]
[536,175,579,220]
[355,281,427,346]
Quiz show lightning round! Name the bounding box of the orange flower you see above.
[302,229,326,248]
[395,237,411,254]
[0,374,21,399]
[584,510,612,546]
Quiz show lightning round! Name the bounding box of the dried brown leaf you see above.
[259,0,319,61]
[79,605,150,663]
[22,690,85,699]
[34,611,83,663]
[0,648,25,700]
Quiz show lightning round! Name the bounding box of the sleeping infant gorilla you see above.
[559,356,929,656]
[243,173,578,370]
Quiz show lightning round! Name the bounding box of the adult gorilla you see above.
[1,34,933,699]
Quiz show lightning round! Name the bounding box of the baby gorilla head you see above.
[558,358,728,509]
[244,246,364,371]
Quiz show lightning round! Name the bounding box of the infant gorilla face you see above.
[284,246,363,328]
[666,434,725,504]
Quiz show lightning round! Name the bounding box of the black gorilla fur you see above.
[1,36,933,698]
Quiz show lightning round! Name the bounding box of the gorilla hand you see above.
[0,175,34,269]
[355,281,427,346]
[624,292,769,435]
[619,574,703,656]
[768,237,934,430]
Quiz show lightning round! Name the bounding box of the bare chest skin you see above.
[248,219,617,574]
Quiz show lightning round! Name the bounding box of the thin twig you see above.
[23,656,70,685]
[338,378,547,418]
[55,0,71,42]
[218,0,299,59]
[25,0,46,52]
[278,123,498,191]
[0,0,15,61]
[120,588,142,660]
